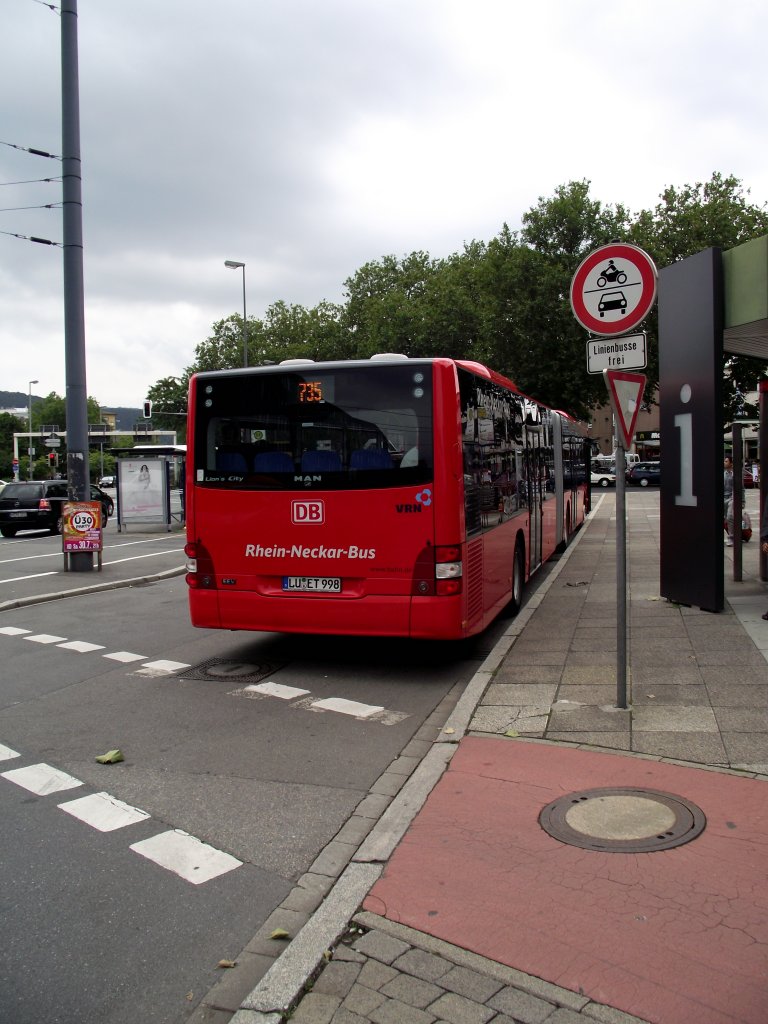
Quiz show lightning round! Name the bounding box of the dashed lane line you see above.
[134,659,193,676]
[24,633,68,645]
[58,640,106,653]
[244,681,311,700]
[59,791,151,831]
[103,650,148,663]
[0,623,407,716]
[130,830,242,885]
[0,747,241,885]
[2,762,83,795]
[233,682,410,726]
[311,697,385,719]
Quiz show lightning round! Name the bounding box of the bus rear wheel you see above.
[510,538,525,615]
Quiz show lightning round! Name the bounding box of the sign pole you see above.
[602,370,646,711]
[615,433,628,709]
[571,243,657,711]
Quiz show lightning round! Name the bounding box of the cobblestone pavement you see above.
[288,912,646,1024]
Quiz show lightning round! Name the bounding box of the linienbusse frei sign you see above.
[62,501,103,553]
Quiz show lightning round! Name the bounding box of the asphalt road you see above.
[0,530,496,1024]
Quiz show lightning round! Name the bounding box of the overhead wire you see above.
[0,177,63,186]
[0,140,62,160]
[0,203,63,212]
[0,229,62,246]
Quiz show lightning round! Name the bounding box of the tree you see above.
[342,252,441,357]
[629,173,768,420]
[31,392,102,432]
[0,411,25,478]
[146,376,189,441]
[464,184,632,418]
[154,173,768,428]
[191,314,262,371]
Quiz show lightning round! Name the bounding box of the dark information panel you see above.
[659,248,724,612]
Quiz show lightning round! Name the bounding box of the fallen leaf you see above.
[504,729,519,737]
[95,749,124,764]
[270,928,290,940]
[443,726,455,734]
[217,959,237,969]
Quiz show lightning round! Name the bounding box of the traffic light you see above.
[48,452,56,466]
[143,400,152,419]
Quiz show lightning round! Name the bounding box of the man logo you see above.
[292,500,324,524]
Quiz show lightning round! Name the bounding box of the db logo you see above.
[292,500,324,524]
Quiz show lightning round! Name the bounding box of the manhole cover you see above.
[183,658,285,684]
[539,787,706,853]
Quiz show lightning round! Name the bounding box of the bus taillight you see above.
[184,541,216,589]
[434,544,462,596]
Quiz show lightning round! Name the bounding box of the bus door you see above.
[525,428,544,571]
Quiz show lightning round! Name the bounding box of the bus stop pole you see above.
[615,433,628,709]
[732,423,743,582]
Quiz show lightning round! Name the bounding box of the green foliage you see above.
[30,392,102,432]
[0,411,25,478]
[629,173,768,420]
[146,376,189,441]
[146,172,768,424]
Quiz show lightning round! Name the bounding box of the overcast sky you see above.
[2,0,767,409]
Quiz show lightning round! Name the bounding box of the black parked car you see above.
[0,480,113,537]
[626,462,661,487]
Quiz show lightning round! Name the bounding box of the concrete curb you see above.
[231,863,383,1022]
[0,564,186,611]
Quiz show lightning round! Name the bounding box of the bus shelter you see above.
[659,234,768,610]
[114,445,186,531]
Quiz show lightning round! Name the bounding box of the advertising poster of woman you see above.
[118,458,166,521]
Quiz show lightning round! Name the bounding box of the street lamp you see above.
[28,379,38,480]
[224,260,248,367]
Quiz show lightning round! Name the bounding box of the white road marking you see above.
[130,830,242,884]
[244,681,311,699]
[0,626,31,636]
[311,697,385,719]
[58,640,106,653]
[1,572,59,583]
[24,633,68,644]
[0,743,20,762]
[0,551,62,565]
[134,659,191,675]
[2,763,83,796]
[104,552,185,566]
[103,651,147,663]
[59,792,150,831]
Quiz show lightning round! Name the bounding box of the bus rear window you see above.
[193,363,434,489]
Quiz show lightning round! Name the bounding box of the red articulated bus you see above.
[185,355,589,640]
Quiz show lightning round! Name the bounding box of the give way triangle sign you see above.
[603,369,646,448]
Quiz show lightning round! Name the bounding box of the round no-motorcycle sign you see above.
[570,242,658,336]
[63,501,103,552]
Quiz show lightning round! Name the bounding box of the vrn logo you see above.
[396,488,432,514]
[292,500,324,525]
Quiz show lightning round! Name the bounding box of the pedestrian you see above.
[724,456,734,546]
